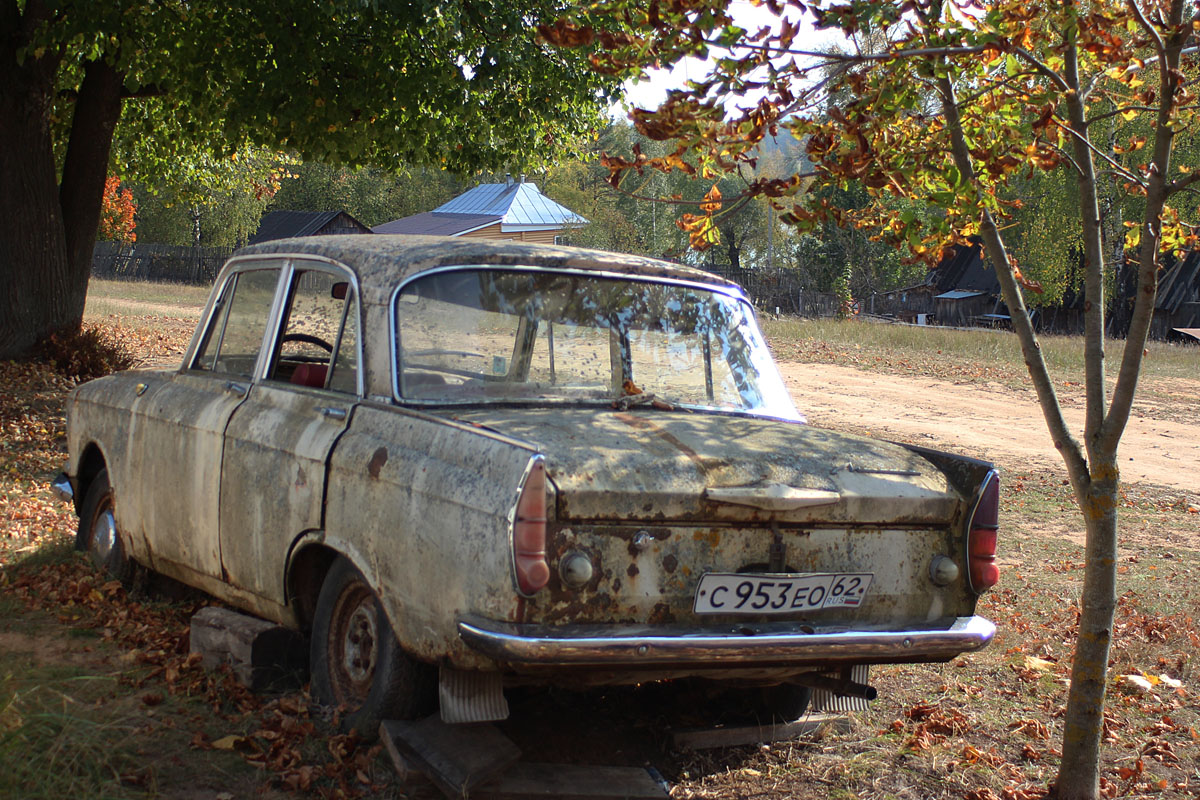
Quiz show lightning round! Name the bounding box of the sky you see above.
[613,0,840,113]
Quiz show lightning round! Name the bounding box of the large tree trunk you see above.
[0,29,122,359]
[0,35,70,358]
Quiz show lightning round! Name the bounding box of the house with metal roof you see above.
[372,175,587,244]
[248,210,371,245]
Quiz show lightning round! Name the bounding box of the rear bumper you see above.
[457,614,995,668]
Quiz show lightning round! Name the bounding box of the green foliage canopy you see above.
[0,0,619,358]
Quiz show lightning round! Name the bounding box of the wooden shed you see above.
[248,210,371,245]
[1152,250,1200,340]
[880,241,1004,326]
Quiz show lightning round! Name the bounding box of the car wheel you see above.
[309,557,435,736]
[76,468,133,582]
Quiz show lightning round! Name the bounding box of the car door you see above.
[218,262,361,604]
[128,262,286,581]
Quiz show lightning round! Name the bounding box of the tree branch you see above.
[1046,142,1086,178]
[953,70,1040,107]
[935,71,1090,488]
[1100,0,1190,453]
[1127,0,1166,57]
[1087,104,1166,123]
[698,37,991,63]
[1051,118,1144,186]
[610,172,816,206]
[1059,38,1111,460]
[1012,47,1072,92]
[1164,170,1200,196]
[59,59,125,283]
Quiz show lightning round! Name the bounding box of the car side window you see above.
[192,268,281,378]
[268,268,359,395]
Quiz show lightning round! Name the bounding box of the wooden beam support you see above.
[380,716,521,799]
[672,713,852,750]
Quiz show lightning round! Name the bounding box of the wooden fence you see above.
[701,264,839,317]
[92,242,232,285]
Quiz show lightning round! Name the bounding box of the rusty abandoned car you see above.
[54,236,999,732]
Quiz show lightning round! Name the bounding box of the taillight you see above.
[967,470,1000,592]
[513,457,550,596]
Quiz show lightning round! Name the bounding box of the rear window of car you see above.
[392,268,799,419]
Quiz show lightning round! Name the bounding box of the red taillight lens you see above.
[967,471,1000,592]
[514,458,550,595]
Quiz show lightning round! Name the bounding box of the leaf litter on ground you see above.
[2,314,1199,798]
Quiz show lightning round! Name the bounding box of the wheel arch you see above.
[285,538,339,631]
[74,442,109,514]
[285,535,376,631]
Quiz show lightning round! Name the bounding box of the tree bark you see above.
[1056,464,1119,800]
[0,46,123,359]
[0,7,69,359]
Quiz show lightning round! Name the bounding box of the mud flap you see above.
[810,664,873,713]
[439,666,510,723]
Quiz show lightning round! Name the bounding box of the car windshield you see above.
[393,268,799,420]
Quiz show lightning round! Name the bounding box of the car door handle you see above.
[319,406,348,420]
[224,381,249,398]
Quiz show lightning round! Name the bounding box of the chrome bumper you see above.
[457,615,995,667]
[51,472,75,504]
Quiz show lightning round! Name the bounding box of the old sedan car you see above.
[55,236,998,733]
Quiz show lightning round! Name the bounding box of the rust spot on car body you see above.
[368,447,388,478]
[662,553,678,573]
[647,602,675,625]
[627,563,639,578]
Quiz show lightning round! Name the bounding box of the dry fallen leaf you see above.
[1023,656,1054,671]
[212,734,247,751]
[1123,674,1155,693]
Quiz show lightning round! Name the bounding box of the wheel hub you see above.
[92,508,117,565]
[335,588,379,699]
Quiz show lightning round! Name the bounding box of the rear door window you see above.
[267,268,360,395]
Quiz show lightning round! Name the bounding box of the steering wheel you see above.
[281,332,334,352]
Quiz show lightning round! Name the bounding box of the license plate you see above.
[693,572,873,615]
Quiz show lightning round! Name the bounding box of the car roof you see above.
[234,234,743,295]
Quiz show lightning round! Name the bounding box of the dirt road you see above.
[777,361,1199,495]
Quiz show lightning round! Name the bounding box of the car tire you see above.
[309,556,436,736]
[76,468,133,582]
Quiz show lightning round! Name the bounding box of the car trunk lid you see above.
[444,407,963,526]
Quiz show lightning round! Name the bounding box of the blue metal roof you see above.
[433,182,587,228]
[936,290,987,300]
